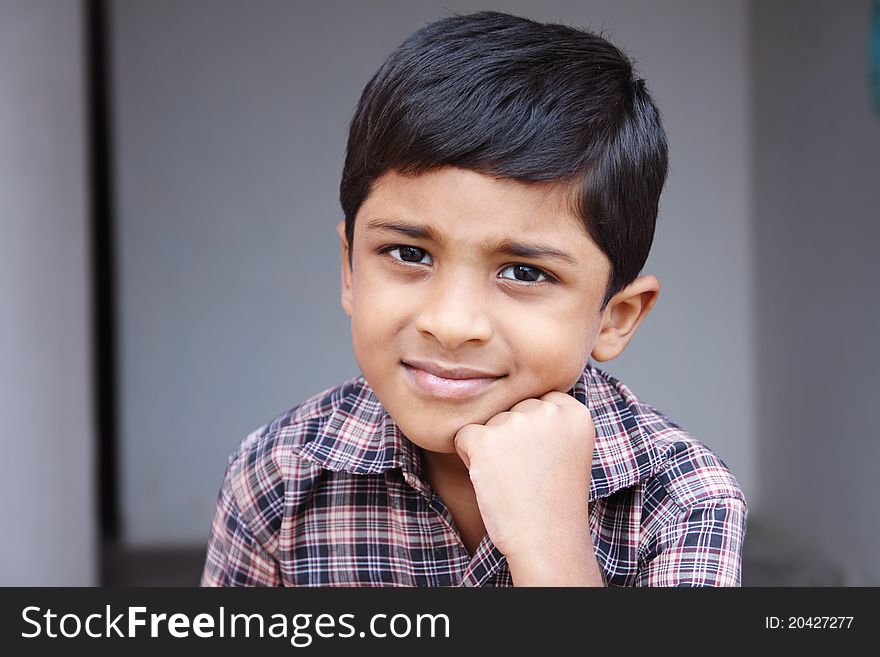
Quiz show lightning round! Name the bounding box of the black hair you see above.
[339,11,668,305]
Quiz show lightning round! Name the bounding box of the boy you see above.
[202,11,746,587]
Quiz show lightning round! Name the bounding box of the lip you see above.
[403,359,502,380]
[401,360,505,400]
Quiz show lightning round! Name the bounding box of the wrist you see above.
[507,536,605,587]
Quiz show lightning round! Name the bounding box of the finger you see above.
[538,390,594,431]
[538,390,576,406]
[542,391,593,418]
[507,397,546,413]
[484,409,517,427]
[453,424,481,469]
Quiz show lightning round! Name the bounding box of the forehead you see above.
[358,167,594,249]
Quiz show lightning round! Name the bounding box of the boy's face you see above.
[339,167,612,455]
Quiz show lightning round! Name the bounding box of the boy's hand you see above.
[453,391,604,586]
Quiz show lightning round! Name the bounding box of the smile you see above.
[401,360,504,400]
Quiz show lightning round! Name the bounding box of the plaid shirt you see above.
[202,363,747,587]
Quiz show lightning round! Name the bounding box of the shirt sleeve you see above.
[201,458,281,587]
[637,496,747,587]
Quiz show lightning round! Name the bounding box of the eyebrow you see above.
[365,218,578,265]
[492,239,578,265]
[365,219,440,242]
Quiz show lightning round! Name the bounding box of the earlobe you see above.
[590,275,660,362]
[337,220,353,318]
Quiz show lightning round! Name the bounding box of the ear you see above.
[337,220,353,318]
[590,275,660,362]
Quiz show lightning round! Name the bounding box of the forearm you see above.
[507,534,606,587]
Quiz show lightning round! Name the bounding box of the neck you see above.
[420,449,470,484]
[419,448,486,556]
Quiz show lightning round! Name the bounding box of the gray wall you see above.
[0,0,96,584]
[753,0,880,584]
[112,0,757,546]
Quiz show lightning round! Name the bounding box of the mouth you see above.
[401,359,505,400]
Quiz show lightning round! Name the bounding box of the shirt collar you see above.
[573,364,665,499]
[294,379,424,480]
[294,363,664,501]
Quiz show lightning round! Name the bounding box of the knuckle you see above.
[485,411,511,427]
[510,398,539,413]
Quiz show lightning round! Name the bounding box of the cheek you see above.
[503,301,598,385]
[349,273,409,357]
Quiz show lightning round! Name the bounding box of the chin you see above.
[394,416,462,454]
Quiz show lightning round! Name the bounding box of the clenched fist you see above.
[453,390,604,586]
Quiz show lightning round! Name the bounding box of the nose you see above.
[413,273,493,350]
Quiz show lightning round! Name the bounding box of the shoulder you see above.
[220,376,369,542]
[586,364,746,510]
[228,375,367,464]
[585,365,748,585]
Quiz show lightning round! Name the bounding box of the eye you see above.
[385,245,433,265]
[498,264,552,284]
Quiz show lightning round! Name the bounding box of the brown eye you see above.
[399,246,426,262]
[498,264,548,283]
[387,246,432,265]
